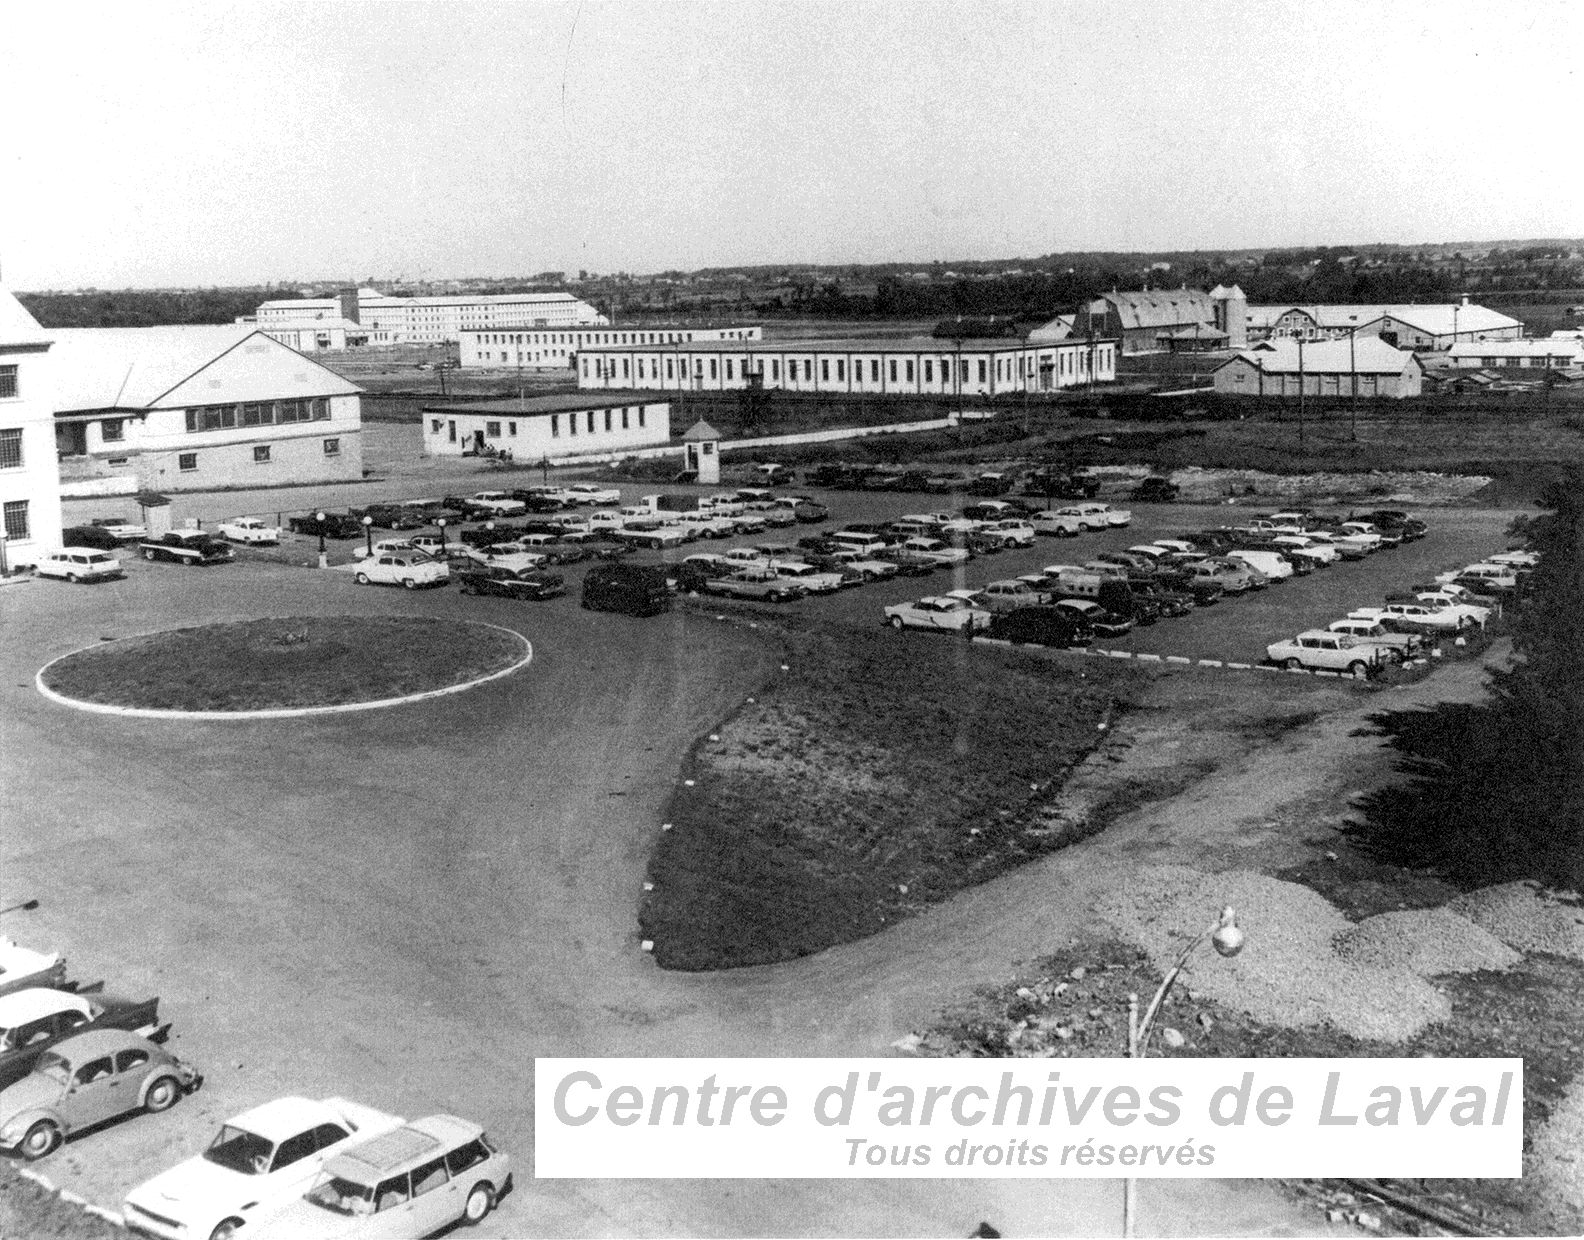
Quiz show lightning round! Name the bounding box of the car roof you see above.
[0,988,91,1026]
[321,1115,480,1181]
[226,1096,347,1141]
[1296,629,1341,640]
[45,1027,153,1060]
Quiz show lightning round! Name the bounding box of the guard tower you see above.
[681,419,721,485]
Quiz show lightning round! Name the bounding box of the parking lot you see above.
[9,478,1526,1237]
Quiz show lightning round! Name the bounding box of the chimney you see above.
[339,287,360,324]
[1460,293,1470,307]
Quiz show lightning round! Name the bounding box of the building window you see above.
[551,415,560,438]
[771,361,780,380]
[569,413,577,436]
[726,359,734,380]
[431,419,443,433]
[313,397,330,420]
[100,419,125,443]
[486,421,502,438]
[871,360,879,383]
[821,359,830,381]
[179,452,198,471]
[888,359,897,382]
[587,410,596,433]
[709,359,717,380]
[906,360,914,382]
[0,428,21,470]
[837,360,845,381]
[978,359,987,382]
[638,407,646,427]
[0,365,17,399]
[924,360,933,382]
[604,409,612,431]
[323,437,341,456]
[508,421,517,436]
[621,408,630,429]
[253,445,272,463]
[2,500,28,541]
[666,358,674,380]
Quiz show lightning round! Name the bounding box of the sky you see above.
[2,0,1580,290]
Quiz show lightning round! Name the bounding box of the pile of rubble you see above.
[1164,466,1491,505]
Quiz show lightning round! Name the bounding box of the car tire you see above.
[210,1219,245,1240]
[142,548,156,561]
[1348,661,1368,677]
[889,615,905,629]
[464,1182,496,1224]
[402,578,417,590]
[355,572,371,585]
[144,1075,181,1113]
[20,1119,61,1160]
[1283,657,1303,670]
[67,572,80,583]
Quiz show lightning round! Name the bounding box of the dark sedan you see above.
[60,526,124,551]
[0,988,167,1091]
[456,568,566,601]
[987,606,1091,648]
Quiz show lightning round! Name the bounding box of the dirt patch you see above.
[39,616,526,711]
[641,620,1141,970]
[0,1163,122,1240]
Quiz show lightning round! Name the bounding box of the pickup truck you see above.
[138,531,234,565]
[703,569,808,602]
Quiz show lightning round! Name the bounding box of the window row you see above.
[185,397,332,433]
[175,438,340,472]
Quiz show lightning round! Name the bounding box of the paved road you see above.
[1,531,1437,1237]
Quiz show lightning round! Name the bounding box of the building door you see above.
[447,421,457,444]
[1039,362,1054,391]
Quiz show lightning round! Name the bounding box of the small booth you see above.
[680,419,722,485]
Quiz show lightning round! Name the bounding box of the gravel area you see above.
[1334,907,1521,975]
[1528,1072,1584,1235]
[1449,881,1584,961]
[1094,865,1451,1042]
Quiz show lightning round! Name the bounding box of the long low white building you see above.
[422,394,671,460]
[1245,299,1522,349]
[50,325,365,491]
[1213,337,1424,398]
[573,336,1117,397]
[1447,338,1584,369]
[460,322,762,370]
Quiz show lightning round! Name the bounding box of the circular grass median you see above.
[39,616,529,714]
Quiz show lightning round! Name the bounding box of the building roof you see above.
[1220,337,1422,375]
[681,419,721,441]
[260,317,368,333]
[258,289,582,312]
[575,335,1109,355]
[1027,314,1075,342]
[48,325,362,412]
[1209,284,1246,299]
[0,287,50,346]
[1245,302,1523,336]
[1092,289,1215,330]
[460,321,755,336]
[423,392,666,418]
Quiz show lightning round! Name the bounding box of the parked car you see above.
[122,1096,405,1240]
[456,567,565,600]
[1227,549,1295,582]
[1130,476,1180,502]
[897,537,970,567]
[1266,630,1383,675]
[0,1029,201,1160]
[1349,601,1481,633]
[354,554,449,590]
[978,519,1036,549]
[581,563,672,616]
[0,940,66,1000]
[1057,503,1130,530]
[87,516,147,540]
[1052,598,1134,638]
[467,491,528,517]
[785,498,829,524]
[978,579,1049,613]
[59,525,124,551]
[1029,510,1085,538]
[825,548,899,582]
[1486,549,1538,568]
[986,605,1090,648]
[884,596,991,633]
[563,483,621,505]
[352,538,425,561]
[34,549,123,583]
[752,463,797,484]
[767,561,844,594]
[347,504,425,532]
[216,517,282,545]
[1327,619,1425,661]
[288,512,364,540]
[705,568,808,602]
[612,525,688,551]
[0,988,168,1091]
[1181,557,1259,594]
[245,1114,512,1239]
[138,531,234,566]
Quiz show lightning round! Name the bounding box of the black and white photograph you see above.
[1,2,1581,1237]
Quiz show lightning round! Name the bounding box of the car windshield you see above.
[203,1125,276,1174]
[306,1174,377,1216]
[34,1052,71,1084]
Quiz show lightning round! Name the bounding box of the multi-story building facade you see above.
[459,323,762,370]
[253,287,606,346]
[572,336,1116,397]
[50,325,365,491]
[0,289,63,570]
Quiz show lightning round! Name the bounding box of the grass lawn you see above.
[640,619,1141,970]
[40,616,525,711]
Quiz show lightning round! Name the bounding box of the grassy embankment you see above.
[641,619,1141,970]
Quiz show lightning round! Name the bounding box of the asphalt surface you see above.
[9,474,1526,1237]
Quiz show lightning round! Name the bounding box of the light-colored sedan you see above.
[1327,619,1424,661]
[768,561,844,593]
[979,520,1036,549]
[884,596,992,632]
[1030,510,1085,537]
[217,517,282,545]
[34,549,123,583]
[244,1115,512,1240]
[827,549,899,582]
[898,537,970,567]
[1058,503,1131,529]
[564,483,621,505]
[1266,630,1382,675]
[354,554,449,589]
[352,539,421,562]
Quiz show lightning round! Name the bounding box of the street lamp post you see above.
[361,515,374,558]
[1123,907,1245,1238]
[436,517,448,558]
[315,511,328,569]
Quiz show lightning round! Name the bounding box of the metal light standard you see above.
[436,517,448,559]
[361,514,374,558]
[1123,907,1246,1238]
[315,511,329,569]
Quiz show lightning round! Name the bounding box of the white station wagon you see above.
[35,549,122,583]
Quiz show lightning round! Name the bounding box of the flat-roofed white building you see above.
[573,336,1116,397]
[0,288,63,569]
[1245,299,1522,349]
[1447,338,1584,369]
[254,287,607,345]
[255,316,370,352]
[1213,337,1424,398]
[422,394,671,460]
[460,323,762,370]
[50,326,365,491]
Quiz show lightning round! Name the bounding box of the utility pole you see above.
[1297,335,1306,452]
[1349,328,1358,441]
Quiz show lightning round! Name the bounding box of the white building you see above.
[0,289,63,570]
[1447,338,1584,369]
[422,395,671,460]
[1213,337,1424,399]
[459,323,762,371]
[573,336,1117,397]
[50,326,365,491]
[254,287,606,346]
[1244,299,1522,349]
[254,316,370,352]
